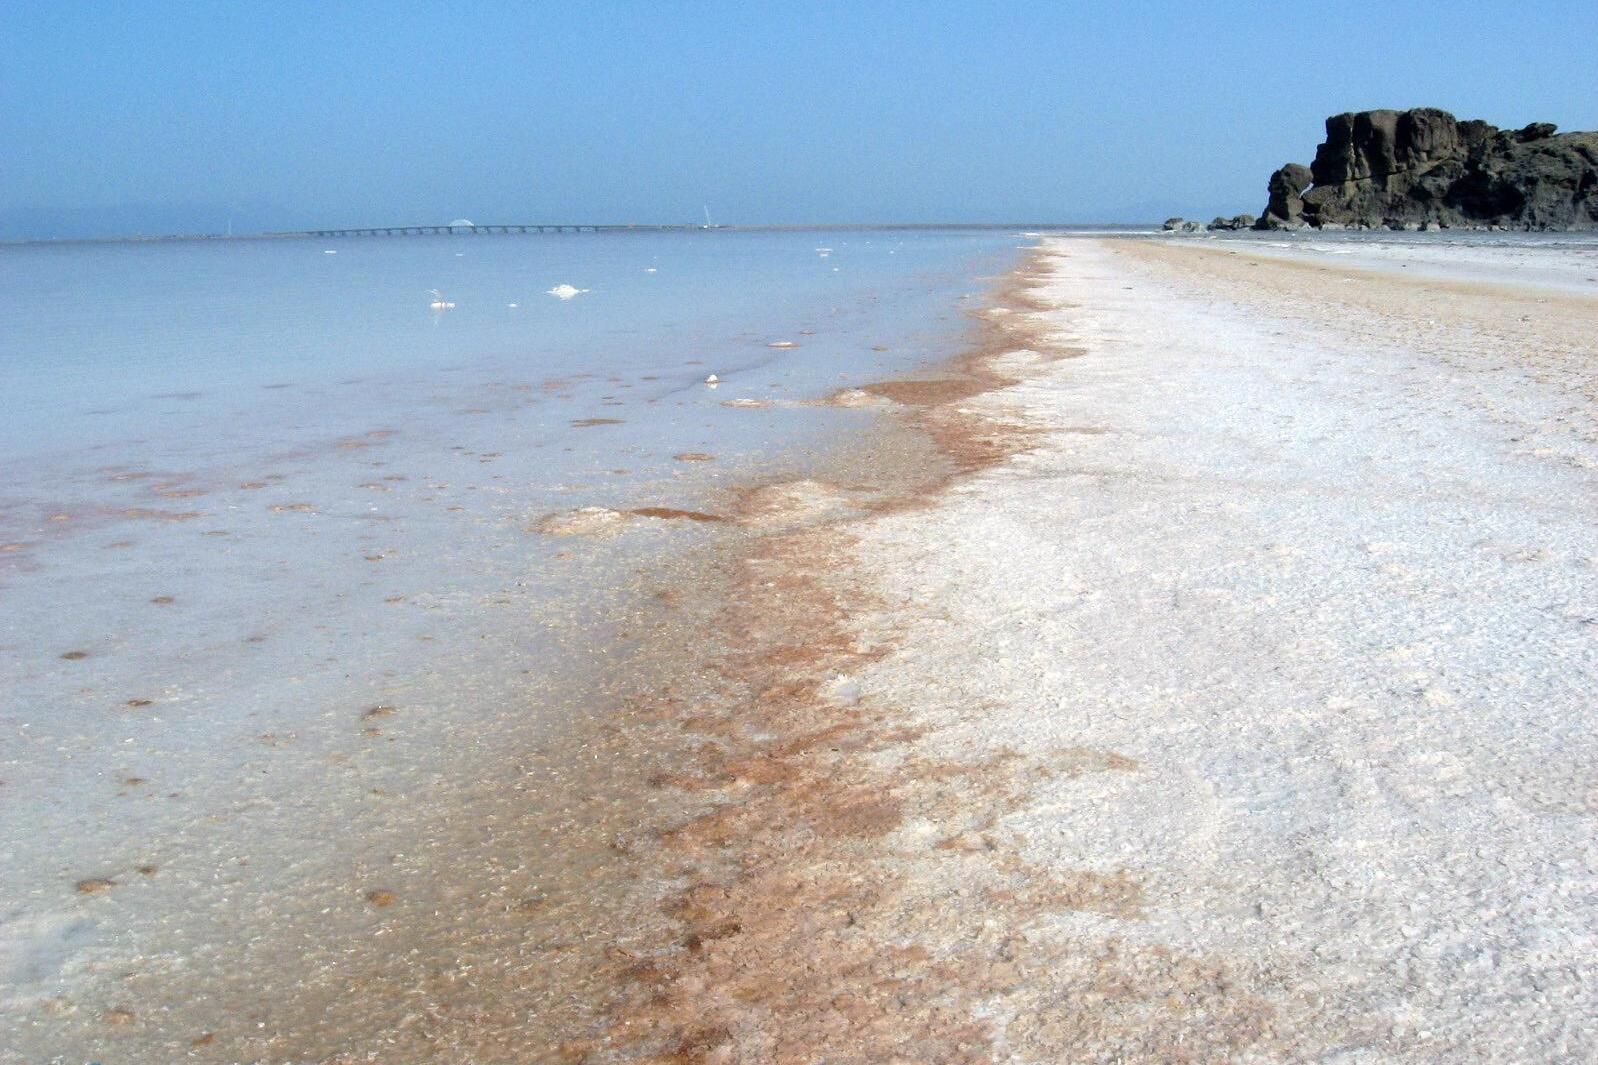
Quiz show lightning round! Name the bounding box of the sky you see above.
[4,1,1597,237]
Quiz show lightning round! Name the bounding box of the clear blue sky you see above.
[5,1,1596,235]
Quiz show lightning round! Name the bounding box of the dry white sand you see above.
[804,237,1598,1061]
[1217,234,1598,295]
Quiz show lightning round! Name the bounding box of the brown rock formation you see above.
[1255,108,1598,230]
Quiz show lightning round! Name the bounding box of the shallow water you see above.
[0,229,1024,1059]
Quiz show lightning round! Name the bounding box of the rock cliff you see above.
[1255,108,1598,230]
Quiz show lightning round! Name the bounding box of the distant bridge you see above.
[5,223,1138,249]
[291,223,719,238]
[277,221,1109,240]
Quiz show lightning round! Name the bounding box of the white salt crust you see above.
[843,238,1598,1061]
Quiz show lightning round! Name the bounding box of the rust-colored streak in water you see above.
[552,254,1279,1064]
[630,508,726,524]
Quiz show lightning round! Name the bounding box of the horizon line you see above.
[1,221,1162,248]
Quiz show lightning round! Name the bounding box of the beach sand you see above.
[537,236,1597,1062]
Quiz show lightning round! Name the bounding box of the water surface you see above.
[0,229,1024,1060]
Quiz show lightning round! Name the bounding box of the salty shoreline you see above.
[0,232,1023,1064]
[548,235,1597,1062]
[16,231,1595,1062]
[201,260,1050,1065]
[3,235,1035,1061]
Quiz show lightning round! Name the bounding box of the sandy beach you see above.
[541,235,1598,1063]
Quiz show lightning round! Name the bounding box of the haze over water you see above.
[0,228,1022,1059]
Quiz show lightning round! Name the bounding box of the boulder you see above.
[1254,108,1598,230]
[1258,163,1313,228]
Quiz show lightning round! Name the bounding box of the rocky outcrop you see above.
[1255,109,1598,230]
[1262,164,1313,228]
[1209,213,1257,231]
[1162,214,1255,234]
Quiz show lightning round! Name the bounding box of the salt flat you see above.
[1204,232,1598,296]
[815,237,1598,1060]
